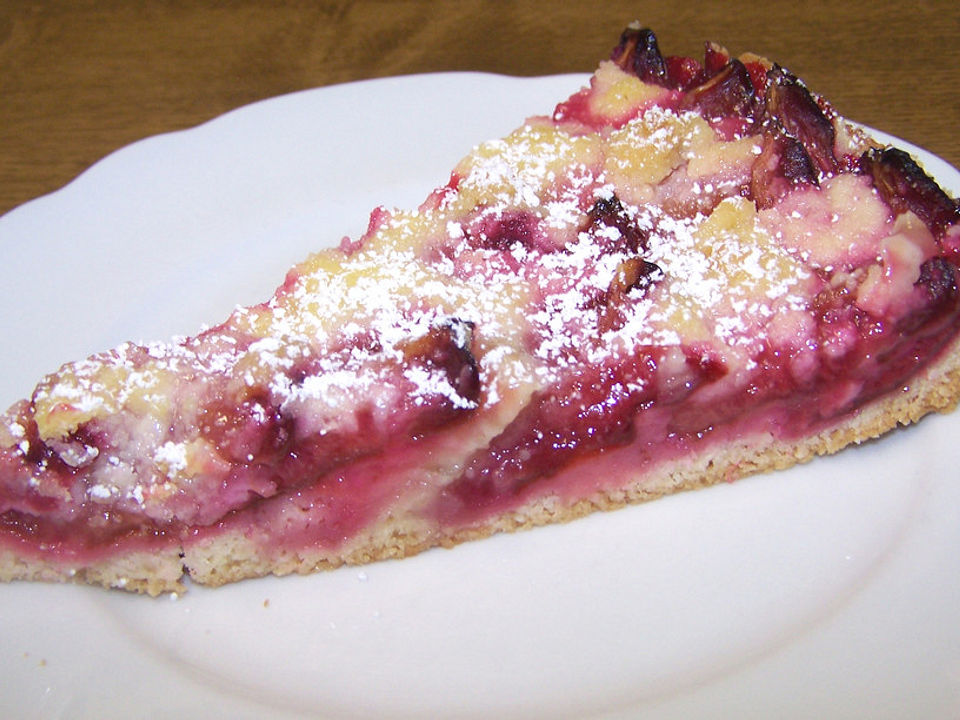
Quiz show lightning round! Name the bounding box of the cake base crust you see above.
[0,544,186,596]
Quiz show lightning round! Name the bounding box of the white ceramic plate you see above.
[1,74,959,720]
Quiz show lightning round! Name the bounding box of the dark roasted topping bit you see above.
[599,257,664,333]
[897,257,960,334]
[764,65,838,177]
[682,59,760,123]
[584,194,650,254]
[611,25,669,87]
[917,257,959,305]
[861,147,960,238]
[402,319,481,410]
[751,129,819,209]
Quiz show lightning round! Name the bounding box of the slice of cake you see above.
[2,25,959,595]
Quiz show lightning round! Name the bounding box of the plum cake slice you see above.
[2,25,960,595]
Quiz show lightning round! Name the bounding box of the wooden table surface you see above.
[1,1,958,218]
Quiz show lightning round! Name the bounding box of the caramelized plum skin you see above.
[861,148,960,238]
[611,26,669,86]
[751,132,819,209]
[763,66,837,176]
[2,27,960,584]
[681,59,760,123]
[584,194,651,254]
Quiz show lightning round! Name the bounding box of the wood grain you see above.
[1,1,958,217]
